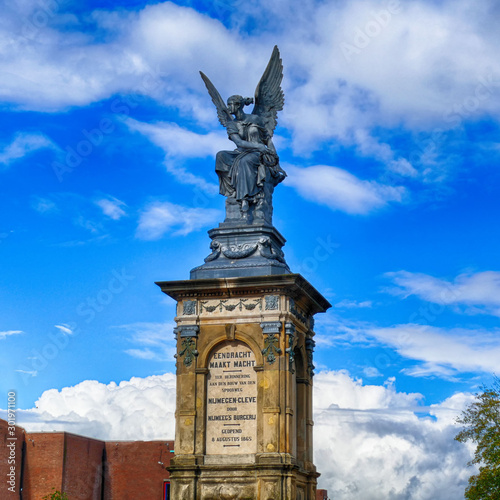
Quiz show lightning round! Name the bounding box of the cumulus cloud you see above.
[285,165,405,214]
[13,373,176,441]
[385,270,500,316]
[3,370,474,499]
[0,132,57,167]
[2,1,499,137]
[136,200,221,239]
[314,373,473,499]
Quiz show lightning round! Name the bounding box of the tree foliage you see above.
[456,377,500,499]
[41,488,69,500]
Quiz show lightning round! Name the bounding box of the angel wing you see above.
[200,71,232,128]
[252,46,284,138]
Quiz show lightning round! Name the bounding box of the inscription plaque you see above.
[206,340,257,455]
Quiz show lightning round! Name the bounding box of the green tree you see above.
[455,378,500,499]
[41,488,69,500]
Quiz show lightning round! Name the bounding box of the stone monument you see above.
[156,46,331,500]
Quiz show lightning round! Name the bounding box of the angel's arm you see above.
[229,133,267,152]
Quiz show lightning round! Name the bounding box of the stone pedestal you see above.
[190,223,291,280]
[156,274,330,500]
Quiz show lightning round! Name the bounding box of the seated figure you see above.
[201,46,286,224]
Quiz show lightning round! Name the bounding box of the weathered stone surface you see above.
[190,223,290,279]
[206,341,257,457]
[156,274,331,499]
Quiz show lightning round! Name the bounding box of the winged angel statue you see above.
[201,46,286,224]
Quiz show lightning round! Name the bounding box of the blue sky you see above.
[1,0,499,498]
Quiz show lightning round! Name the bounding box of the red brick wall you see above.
[104,441,173,500]
[61,433,105,500]
[22,432,65,498]
[20,430,105,500]
[317,488,329,500]
[0,418,25,498]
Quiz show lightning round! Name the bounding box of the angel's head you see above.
[227,95,254,115]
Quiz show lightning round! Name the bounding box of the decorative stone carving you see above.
[264,295,279,310]
[221,242,258,259]
[175,325,199,338]
[261,321,282,364]
[262,333,281,364]
[260,321,282,335]
[305,337,316,378]
[183,300,196,315]
[174,325,199,367]
[175,337,198,367]
[204,240,221,262]
[285,322,296,373]
[290,297,308,324]
[200,298,262,314]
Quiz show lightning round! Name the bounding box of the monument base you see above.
[168,459,319,500]
[156,274,330,500]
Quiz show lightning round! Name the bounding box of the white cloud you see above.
[15,369,37,377]
[127,119,228,160]
[3,370,474,499]
[285,165,405,214]
[136,201,221,239]
[0,132,56,167]
[54,324,73,335]
[126,119,221,193]
[1,0,499,189]
[334,299,373,309]
[385,270,500,316]
[316,311,500,378]
[95,196,127,220]
[388,158,419,178]
[31,196,58,214]
[0,330,23,340]
[117,321,176,362]
[367,324,500,377]
[313,371,474,499]
[363,366,383,378]
[3,1,498,127]
[13,373,177,441]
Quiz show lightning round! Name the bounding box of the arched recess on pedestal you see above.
[202,333,262,458]
[199,329,264,369]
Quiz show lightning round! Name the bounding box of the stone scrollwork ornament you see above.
[175,337,198,367]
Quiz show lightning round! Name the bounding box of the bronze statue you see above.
[200,46,286,224]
